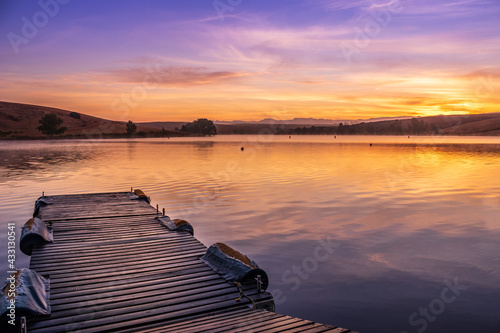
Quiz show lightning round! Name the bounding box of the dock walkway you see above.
[26,191,352,332]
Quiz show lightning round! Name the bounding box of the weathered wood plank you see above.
[37,192,156,221]
[31,233,192,255]
[49,282,234,315]
[50,265,214,293]
[300,327,349,333]
[107,307,252,333]
[29,238,200,263]
[38,259,206,283]
[29,291,268,331]
[50,274,222,305]
[322,328,352,333]
[30,247,205,272]
[166,311,281,333]
[203,315,294,333]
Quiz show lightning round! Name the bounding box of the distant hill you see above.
[439,116,500,135]
[214,113,500,135]
[215,116,414,126]
[1,101,499,138]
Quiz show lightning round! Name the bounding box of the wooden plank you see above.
[253,320,313,333]
[30,247,205,272]
[30,233,192,253]
[37,192,156,220]
[40,208,157,221]
[48,282,233,315]
[178,311,275,332]
[49,265,214,293]
[29,238,198,262]
[29,290,269,331]
[33,254,206,277]
[46,262,211,292]
[50,274,222,305]
[202,314,294,333]
[30,234,192,255]
[38,259,206,283]
[298,325,346,333]
[29,237,199,263]
[30,248,205,273]
[116,307,253,333]
[168,312,281,333]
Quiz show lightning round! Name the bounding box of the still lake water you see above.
[1,135,499,332]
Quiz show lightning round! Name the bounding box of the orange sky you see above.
[0,0,499,121]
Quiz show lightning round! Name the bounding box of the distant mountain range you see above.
[1,101,499,138]
[215,116,414,126]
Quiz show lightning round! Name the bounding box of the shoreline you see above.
[1,132,499,141]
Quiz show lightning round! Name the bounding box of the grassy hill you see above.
[438,116,500,135]
[0,101,181,139]
[330,113,500,136]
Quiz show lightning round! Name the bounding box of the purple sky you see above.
[1,0,499,121]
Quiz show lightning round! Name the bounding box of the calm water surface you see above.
[1,135,499,332]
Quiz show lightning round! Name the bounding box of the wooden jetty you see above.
[23,191,353,332]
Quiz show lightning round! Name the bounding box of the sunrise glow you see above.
[0,0,499,121]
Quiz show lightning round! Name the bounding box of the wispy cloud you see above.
[395,0,498,18]
[314,0,374,11]
[100,66,255,87]
[459,70,500,81]
[316,0,497,14]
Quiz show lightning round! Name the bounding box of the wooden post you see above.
[20,317,27,333]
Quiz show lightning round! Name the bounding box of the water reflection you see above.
[0,141,95,182]
[0,136,499,333]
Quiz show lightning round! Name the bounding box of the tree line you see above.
[289,118,438,135]
[35,112,436,138]
[35,113,217,138]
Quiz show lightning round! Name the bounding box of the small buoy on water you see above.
[334,135,336,139]
[370,143,372,146]
[289,136,291,139]
[241,147,244,151]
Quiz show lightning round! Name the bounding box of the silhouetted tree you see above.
[69,112,81,119]
[337,122,345,134]
[409,118,428,135]
[37,113,67,136]
[126,120,137,137]
[181,118,217,136]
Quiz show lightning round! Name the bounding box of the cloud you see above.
[397,97,472,107]
[296,80,327,85]
[316,0,497,13]
[100,66,255,87]
[315,0,374,11]
[459,70,500,81]
[393,0,498,18]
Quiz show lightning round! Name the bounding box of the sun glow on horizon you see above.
[0,0,498,121]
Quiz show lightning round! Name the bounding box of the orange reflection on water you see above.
[1,136,500,332]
